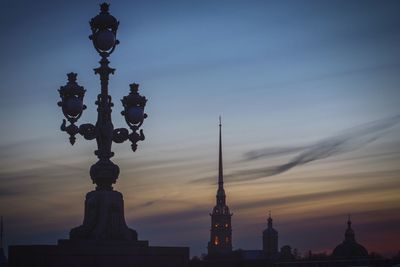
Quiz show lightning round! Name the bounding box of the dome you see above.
[332,241,368,259]
[332,218,368,259]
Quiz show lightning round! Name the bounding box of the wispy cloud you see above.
[236,115,400,182]
[234,171,400,211]
[244,146,305,160]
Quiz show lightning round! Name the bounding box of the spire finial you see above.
[344,214,355,242]
[100,2,110,13]
[267,210,273,228]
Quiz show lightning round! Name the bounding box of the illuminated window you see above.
[225,237,229,243]
[215,224,218,228]
[225,224,228,228]
[214,236,219,245]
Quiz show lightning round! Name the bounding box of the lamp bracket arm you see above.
[129,129,145,152]
[79,123,97,140]
[60,119,79,145]
[112,128,129,143]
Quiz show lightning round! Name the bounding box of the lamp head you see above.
[58,73,86,121]
[121,83,147,127]
[89,3,119,55]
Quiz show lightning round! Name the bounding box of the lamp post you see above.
[57,3,147,241]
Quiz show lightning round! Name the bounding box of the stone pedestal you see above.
[70,190,137,241]
[7,189,189,267]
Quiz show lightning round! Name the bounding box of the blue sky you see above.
[1,0,400,257]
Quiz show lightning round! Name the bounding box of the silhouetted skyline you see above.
[1,0,400,258]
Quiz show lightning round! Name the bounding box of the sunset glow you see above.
[1,0,400,258]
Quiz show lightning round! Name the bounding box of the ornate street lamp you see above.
[57,3,147,241]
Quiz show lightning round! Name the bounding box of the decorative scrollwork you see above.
[61,119,79,145]
[129,129,145,152]
[79,123,96,140]
[112,128,129,143]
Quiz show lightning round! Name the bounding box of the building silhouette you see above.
[207,118,233,257]
[279,245,295,260]
[332,215,369,259]
[262,211,278,258]
[0,217,7,267]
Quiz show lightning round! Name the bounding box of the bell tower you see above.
[207,117,233,257]
[263,211,278,258]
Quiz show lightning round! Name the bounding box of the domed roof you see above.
[332,241,368,258]
[332,218,368,259]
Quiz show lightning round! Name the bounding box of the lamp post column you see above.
[57,3,147,242]
[90,55,119,191]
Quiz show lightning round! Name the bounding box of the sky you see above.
[1,0,400,258]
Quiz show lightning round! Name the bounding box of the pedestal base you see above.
[70,190,137,241]
[8,186,191,267]
[9,242,189,267]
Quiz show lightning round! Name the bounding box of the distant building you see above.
[207,119,233,257]
[262,212,278,258]
[280,245,295,260]
[0,217,7,267]
[332,216,369,259]
[235,249,266,261]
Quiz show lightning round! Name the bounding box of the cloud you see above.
[243,146,305,160]
[234,115,400,182]
[190,116,400,185]
[234,171,400,211]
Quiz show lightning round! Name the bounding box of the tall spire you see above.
[208,118,232,257]
[216,116,226,206]
[218,116,223,190]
